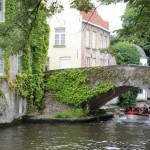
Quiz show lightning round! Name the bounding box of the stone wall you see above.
[42,91,71,115]
[0,55,26,124]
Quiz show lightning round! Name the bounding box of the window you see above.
[92,32,96,49]
[104,36,107,48]
[55,28,65,46]
[92,58,96,67]
[86,30,90,48]
[100,34,103,48]
[85,57,90,67]
[0,0,4,22]
[17,50,22,73]
[0,47,4,75]
[100,58,106,66]
[60,57,71,69]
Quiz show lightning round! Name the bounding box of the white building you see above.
[47,0,116,70]
[136,46,148,101]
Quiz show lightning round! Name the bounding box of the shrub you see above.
[111,42,140,65]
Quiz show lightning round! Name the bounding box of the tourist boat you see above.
[124,106,150,120]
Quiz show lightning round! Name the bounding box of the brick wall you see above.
[81,22,115,67]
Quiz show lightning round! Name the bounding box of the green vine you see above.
[0,88,5,99]
[12,3,49,113]
[0,0,17,108]
[0,88,9,107]
[45,68,114,107]
[0,1,49,113]
[0,0,18,80]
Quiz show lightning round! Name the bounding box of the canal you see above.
[0,119,150,150]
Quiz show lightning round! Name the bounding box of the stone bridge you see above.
[45,65,150,111]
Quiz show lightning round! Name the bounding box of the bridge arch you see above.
[84,86,136,111]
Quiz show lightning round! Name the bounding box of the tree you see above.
[118,88,139,106]
[118,1,150,61]
[110,34,122,45]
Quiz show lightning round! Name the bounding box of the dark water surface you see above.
[0,119,150,150]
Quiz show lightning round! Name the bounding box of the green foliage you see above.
[70,0,124,12]
[52,108,89,118]
[3,1,50,113]
[0,88,5,100]
[70,0,95,13]
[37,108,89,118]
[111,42,140,65]
[119,1,150,59]
[23,4,49,112]
[45,68,114,107]
[5,0,18,22]
[97,0,124,4]
[118,88,138,106]
[0,0,23,51]
[0,0,18,80]
[110,35,121,45]
[120,1,150,40]
[0,88,9,107]
[48,1,63,16]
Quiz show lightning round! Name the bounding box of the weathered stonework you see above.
[0,55,26,124]
[42,91,71,115]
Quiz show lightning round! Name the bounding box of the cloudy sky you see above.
[93,1,126,33]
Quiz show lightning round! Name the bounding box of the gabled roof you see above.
[80,10,109,30]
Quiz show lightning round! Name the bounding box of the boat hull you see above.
[125,113,150,120]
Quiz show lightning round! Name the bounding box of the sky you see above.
[93,2,126,33]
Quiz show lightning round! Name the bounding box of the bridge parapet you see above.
[111,65,150,89]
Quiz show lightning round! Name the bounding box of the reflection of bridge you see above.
[45,65,150,111]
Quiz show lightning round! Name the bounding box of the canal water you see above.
[0,118,150,150]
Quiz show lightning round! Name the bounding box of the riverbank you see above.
[22,113,114,124]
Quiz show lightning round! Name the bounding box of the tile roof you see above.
[80,10,109,30]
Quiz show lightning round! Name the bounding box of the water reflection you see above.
[0,120,150,150]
